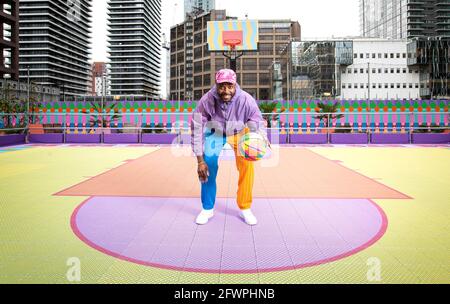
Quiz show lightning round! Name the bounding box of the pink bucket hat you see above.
[215,69,237,85]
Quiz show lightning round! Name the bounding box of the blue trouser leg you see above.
[201,132,225,210]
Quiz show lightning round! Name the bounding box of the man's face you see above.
[217,82,236,102]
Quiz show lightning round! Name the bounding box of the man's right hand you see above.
[197,162,209,183]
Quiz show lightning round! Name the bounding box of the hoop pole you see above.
[222,45,243,72]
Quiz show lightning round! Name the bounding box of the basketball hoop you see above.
[221,30,245,72]
[224,39,242,50]
[223,31,243,50]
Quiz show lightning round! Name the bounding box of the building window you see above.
[194,90,203,100]
[203,60,210,72]
[342,83,346,89]
[347,68,352,74]
[194,47,202,59]
[215,59,225,70]
[194,75,202,87]
[372,53,376,59]
[275,27,290,33]
[354,69,358,74]
[194,33,202,44]
[378,68,382,74]
[378,84,382,89]
[390,68,394,74]
[259,43,273,55]
[378,53,382,58]
[203,45,210,57]
[385,83,388,89]
[243,73,257,85]
[348,84,352,89]
[260,28,273,34]
[397,83,400,89]
[391,83,394,89]
[403,83,407,88]
[194,61,202,73]
[360,68,364,73]
[259,35,274,41]
[390,53,394,58]
[203,74,210,86]
[403,68,406,73]
[384,53,388,58]
[360,53,363,59]
[276,35,290,41]
[396,53,400,58]
[259,58,273,70]
[243,58,257,70]
[354,53,357,59]
[259,73,270,85]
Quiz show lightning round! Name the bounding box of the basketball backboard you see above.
[207,20,259,51]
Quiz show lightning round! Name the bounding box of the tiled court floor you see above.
[0,144,449,283]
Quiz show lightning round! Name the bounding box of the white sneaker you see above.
[196,209,214,225]
[239,209,258,226]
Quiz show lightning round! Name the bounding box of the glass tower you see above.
[184,0,215,17]
[360,0,450,39]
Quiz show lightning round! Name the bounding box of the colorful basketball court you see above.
[0,144,449,283]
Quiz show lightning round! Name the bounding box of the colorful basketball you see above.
[238,132,268,161]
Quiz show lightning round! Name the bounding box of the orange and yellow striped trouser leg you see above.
[226,128,254,210]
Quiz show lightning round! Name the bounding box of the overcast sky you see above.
[91,0,361,94]
[91,0,360,62]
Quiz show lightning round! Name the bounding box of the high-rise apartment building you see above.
[108,0,162,97]
[18,0,92,97]
[0,0,19,80]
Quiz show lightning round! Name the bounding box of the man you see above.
[191,69,268,226]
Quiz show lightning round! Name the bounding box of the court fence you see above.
[0,111,449,145]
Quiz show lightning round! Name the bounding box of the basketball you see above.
[238,132,268,161]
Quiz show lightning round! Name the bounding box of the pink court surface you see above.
[0,143,449,283]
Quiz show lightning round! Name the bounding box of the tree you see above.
[258,101,285,128]
[314,101,344,131]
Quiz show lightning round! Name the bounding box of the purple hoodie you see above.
[190,84,266,156]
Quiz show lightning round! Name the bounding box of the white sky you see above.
[91,0,361,95]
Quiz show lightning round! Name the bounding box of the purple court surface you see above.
[72,196,387,273]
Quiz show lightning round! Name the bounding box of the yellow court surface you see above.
[0,144,449,283]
